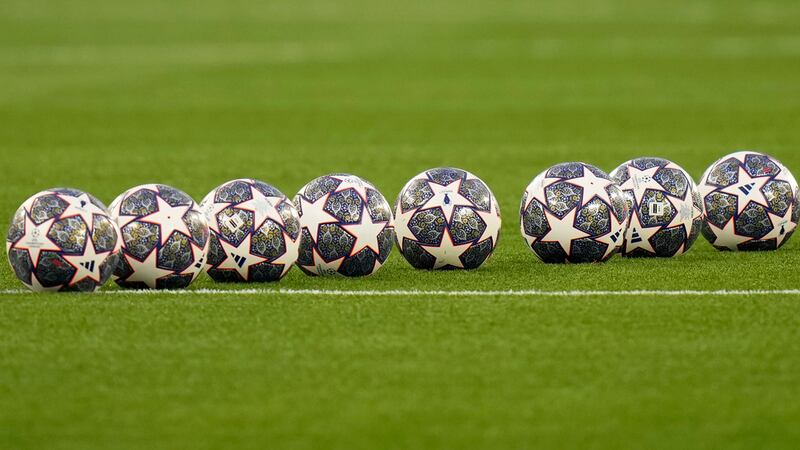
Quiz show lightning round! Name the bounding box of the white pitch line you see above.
[1,288,800,297]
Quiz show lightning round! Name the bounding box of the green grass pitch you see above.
[2,1,800,449]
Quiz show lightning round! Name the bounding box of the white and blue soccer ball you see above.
[109,184,209,289]
[520,162,629,263]
[293,174,394,277]
[394,168,501,270]
[610,157,704,257]
[699,151,798,251]
[6,188,121,292]
[201,179,300,282]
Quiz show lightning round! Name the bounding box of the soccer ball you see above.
[520,162,629,263]
[699,151,798,251]
[200,179,300,282]
[610,157,704,257]
[109,184,210,289]
[394,167,501,270]
[293,174,394,276]
[6,188,120,292]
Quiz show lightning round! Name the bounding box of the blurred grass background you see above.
[1,1,800,449]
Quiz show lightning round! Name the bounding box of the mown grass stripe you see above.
[1,289,800,297]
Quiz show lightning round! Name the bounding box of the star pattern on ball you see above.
[420,227,472,269]
[706,218,753,249]
[475,205,501,245]
[268,232,300,277]
[12,214,60,267]
[300,248,345,276]
[216,234,268,280]
[540,208,589,254]
[203,199,233,234]
[624,166,664,205]
[62,236,110,286]
[624,211,660,254]
[594,226,625,260]
[236,186,285,229]
[123,249,175,289]
[566,168,614,204]
[297,194,339,243]
[762,205,796,247]
[393,207,418,252]
[139,196,192,245]
[527,174,562,207]
[332,175,373,202]
[27,273,62,292]
[720,167,771,215]
[665,195,695,233]
[340,206,388,257]
[58,193,106,231]
[425,179,475,222]
[180,241,207,281]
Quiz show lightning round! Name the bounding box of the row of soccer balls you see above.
[5,151,797,292]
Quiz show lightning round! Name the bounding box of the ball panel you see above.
[214,180,253,203]
[653,167,689,198]
[157,274,194,290]
[324,189,363,223]
[734,204,771,238]
[545,182,583,218]
[460,238,494,269]
[47,216,87,254]
[158,233,194,272]
[639,191,676,227]
[92,216,119,253]
[450,207,485,245]
[35,252,75,288]
[398,239,436,269]
[302,175,341,203]
[743,153,781,178]
[316,223,355,262]
[249,262,286,282]
[7,209,26,244]
[427,167,466,186]
[7,248,33,285]
[121,189,159,216]
[338,248,378,277]
[546,162,584,180]
[531,241,568,263]
[521,198,550,238]
[764,180,793,215]
[30,194,68,224]
[571,238,609,263]
[251,220,287,259]
[398,179,434,212]
[703,192,736,228]
[459,178,491,211]
[156,184,194,206]
[216,207,253,246]
[377,228,394,264]
[651,226,688,257]
[366,189,393,222]
[631,157,669,170]
[575,198,611,235]
[408,209,446,245]
[122,222,159,261]
[706,158,740,187]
